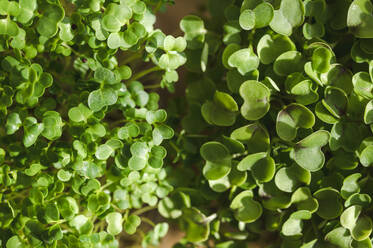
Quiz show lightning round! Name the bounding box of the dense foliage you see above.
[2,0,373,248]
[0,0,184,247]
[166,0,373,247]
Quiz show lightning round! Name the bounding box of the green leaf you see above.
[321,64,353,94]
[345,193,372,208]
[102,3,132,33]
[230,190,262,223]
[152,124,174,145]
[237,152,275,183]
[201,142,231,180]
[341,173,362,199]
[340,205,373,241]
[325,227,352,248]
[239,9,255,30]
[5,112,22,135]
[6,236,23,248]
[213,91,238,112]
[274,51,306,76]
[68,104,92,123]
[57,169,72,182]
[340,205,362,231]
[228,47,259,75]
[275,164,311,193]
[124,215,141,235]
[281,210,312,237]
[253,2,274,28]
[95,144,114,161]
[0,18,19,36]
[146,109,167,124]
[182,208,210,242]
[347,0,373,38]
[201,100,237,126]
[180,15,206,49]
[364,100,373,124]
[360,145,373,167]
[314,188,343,220]
[239,80,270,120]
[41,111,63,140]
[231,123,270,153]
[17,0,36,24]
[94,67,116,84]
[291,187,319,213]
[257,34,296,64]
[352,72,373,99]
[322,86,348,118]
[311,47,333,73]
[69,215,93,234]
[88,88,118,112]
[106,212,122,235]
[276,103,315,141]
[290,130,330,171]
[23,117,44,147]
[269,0,305,36]
[36,4,64,38]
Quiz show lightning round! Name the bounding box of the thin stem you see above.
[132,205,156,216]
[144,84,161,89]
[129,66,162,81]
[169,141,181,153]
[185,134,209,138]
[61,43,83,57]
[141,216,155,227]
[153,1,163,14]
[122,53,142,65]
[110,119,129,127]
[101,180,116,190]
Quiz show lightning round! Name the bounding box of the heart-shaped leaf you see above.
[321,64,353,94]
[311,46,333,73]
[275,164,311,193]
[281,210,312,237]
[269,0,305,36]
[290,130,330,171]
[353,72,373,99]
[239,9,255,30]
[276,103,315,141]
[314,188,343,220]
[88,88,118,112]
[231,123,270,153]
[341,173,362,199]
[345,193,372,208]
[201,100,237,126]
[239,80,271,120]
[322,86,348,118]
[230,190,262,223]
[257,34,295,64]
[106,212,123,235]
[237,152,275,183]
[201,142,231,180]
[291,187,319,213]
[347,0,373,38]
[274,51,306,76]
[228,47,259,75]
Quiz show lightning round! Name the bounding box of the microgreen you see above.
[166,0,373,247]
[3,0,373,247]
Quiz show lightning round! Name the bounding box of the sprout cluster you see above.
[2,0,373,248]
[164,0,373,247]
[0,0,185,247]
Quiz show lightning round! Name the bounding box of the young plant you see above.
[0,0,185,247]
[163,0,373,247]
